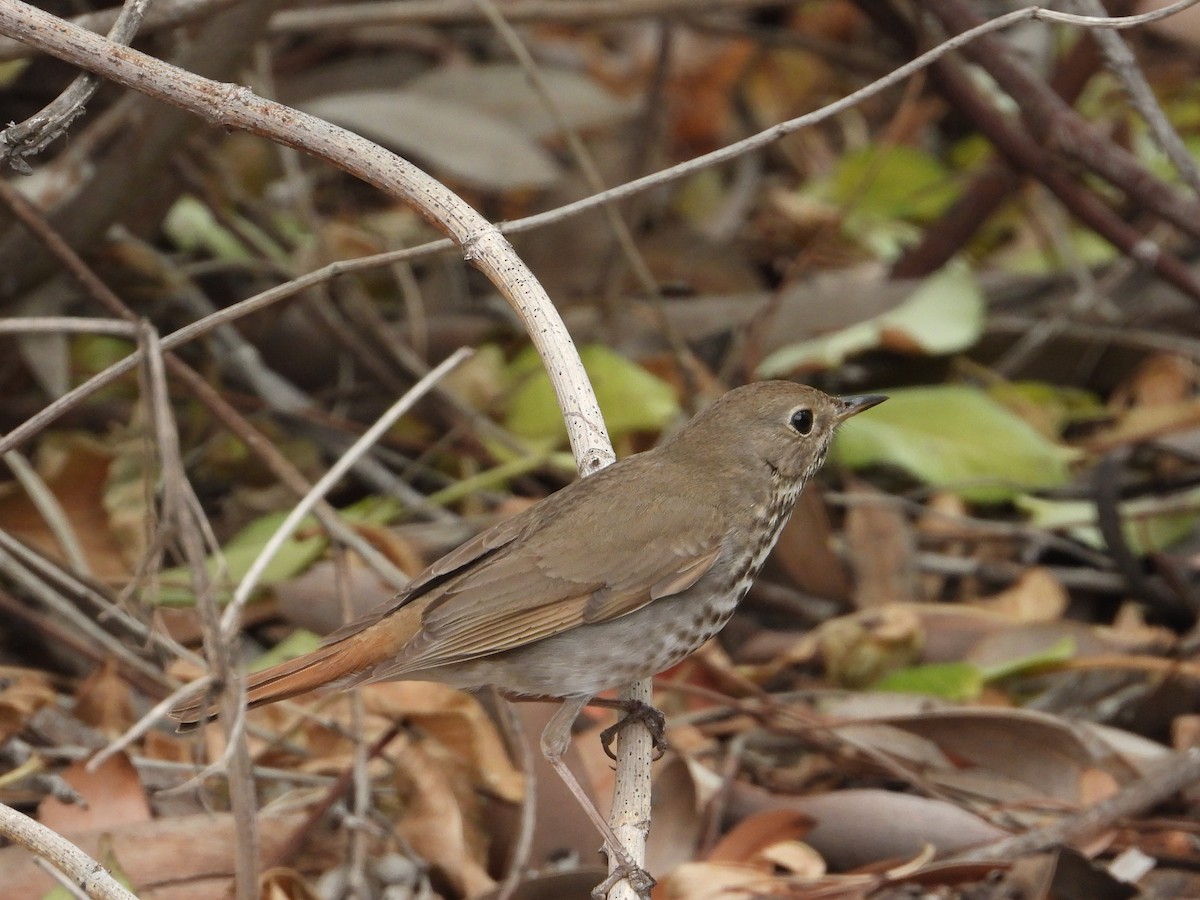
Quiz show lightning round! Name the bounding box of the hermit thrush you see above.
[172,381,884,894]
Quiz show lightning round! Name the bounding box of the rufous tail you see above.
[170,629,383,731]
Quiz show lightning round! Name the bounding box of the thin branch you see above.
[222,347,472,630]
[0,802,138,900]
[0,0,154,168]
[2,1,1199,457]
[0,0,613,472]
[142,321,261,900]
[947,748,1200,862]
[1069,0,1200,199]
[0,0,242,63]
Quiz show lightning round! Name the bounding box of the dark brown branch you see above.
[855,0,1200,303]
[923,0,1200,242]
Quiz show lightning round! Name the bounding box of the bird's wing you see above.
[401,538,724,672]
[318,506,539,645]
[393,481,729,671]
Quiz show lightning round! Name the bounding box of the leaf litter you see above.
[0,3,1198,899]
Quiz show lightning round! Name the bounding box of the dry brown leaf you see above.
[72,657,136,735]
[844,481,917,608]
[756,839,826,876]
[260,867,321,900]
[37,753,150,833]
[708,808,814,864]
[1108,603,1179,648]
[839,708,1133,805]
[972,567,1068,623]
[1086,398,1200,454]
[964,620,1113,672]
[354,520,427,575]
[1171,714,1200,749]
[727,784,1008,871]
[771,488,852,602]
[275,522,428,633]
[274,560,395,637]
[0,438,132,581]
[0,667,55,744]
[364,681,523,802]
[140,728,195,764]
[645,755,722,875]
[1109,353,1197,410]
[475,868,613,900]
[394,735,496,898]
[917,491,971,599]
[916,603,1024,663]
[507,701,607,871]
[1079,767,1120,806]
[0,812,312,898]
[660,861,780,900]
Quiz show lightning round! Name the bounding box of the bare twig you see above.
[494,696,536,900]
[141,322,261,900]
[0,180,412,592]
[0,0,153,168]
[3,1,1200,459]
[0,802,138,900]
[222,347,472,629]
[265,725,403,870]
[948,748,1200,861]
[0,3,620,892]
[608,679,655,900]
[0,0,613,471]
[1070,0,1200,199]
[922,0,1200,240]
[0,442,89,576]
[0,0,242,63]
[472,0,659,299]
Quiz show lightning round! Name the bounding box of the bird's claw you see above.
[600,700,668,762]
[591,859,656,899]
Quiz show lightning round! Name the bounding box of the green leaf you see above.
[758,262,985,375]
[1016,489,1200,555]
[998,227,1118,275]
[71,334,138,399]
[819,144,961,222]
[831,385,1077,503]
[504,345,680,447]
[155,498,403,607]
[988,381,1106,431]
[873,661,983,701]
[251,628,321,670]
[156,510,330,607]
[164,195,253,261]
[979,636,1076,683]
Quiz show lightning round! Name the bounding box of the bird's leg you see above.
[540,696,656,899]
[591,697,668,762]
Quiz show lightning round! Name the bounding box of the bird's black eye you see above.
[790,408,814,435]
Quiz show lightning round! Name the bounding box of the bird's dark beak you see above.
[836,393,887,421]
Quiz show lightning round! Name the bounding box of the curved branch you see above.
[0,803,138,900]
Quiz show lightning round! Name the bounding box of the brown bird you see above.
[172,381,884,891]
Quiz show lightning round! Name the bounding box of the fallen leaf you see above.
[758,264,985,375]
[708,808,814,864]
[38,753,150,833]
[832,384,1077,502]
[72,657,136,736]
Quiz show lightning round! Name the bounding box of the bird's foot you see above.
[600,700,668,761]
[591,857,656,900]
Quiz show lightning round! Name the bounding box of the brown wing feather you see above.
[333,456,728,677]
[172,453,735,725]
[318,505,538,646]
[388,503,727,671]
